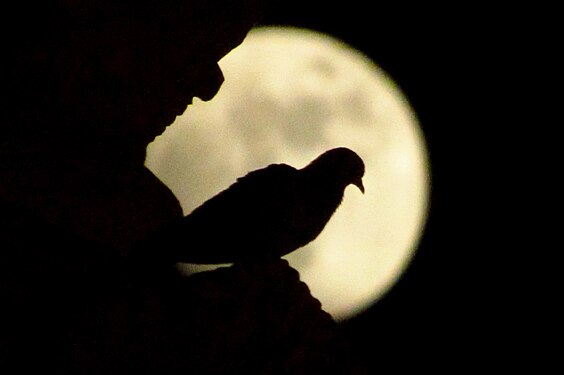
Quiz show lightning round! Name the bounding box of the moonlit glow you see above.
[146,27,429,320]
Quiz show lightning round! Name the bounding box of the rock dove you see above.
[149,147,365,265]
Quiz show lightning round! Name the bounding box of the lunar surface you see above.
[146,27,429,320]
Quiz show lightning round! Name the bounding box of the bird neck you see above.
[306,165,348,191]
[303,172,346,209]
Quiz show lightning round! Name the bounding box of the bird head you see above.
[306,147,365,194]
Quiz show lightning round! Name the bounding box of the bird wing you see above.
[173,163,301,263]
[189,163,297,218]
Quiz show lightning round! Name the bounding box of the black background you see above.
[0,1,547,372]
[259,2,527,371]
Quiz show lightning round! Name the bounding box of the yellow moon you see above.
[146,27,429,321]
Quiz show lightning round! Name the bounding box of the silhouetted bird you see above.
[152,147,365,264]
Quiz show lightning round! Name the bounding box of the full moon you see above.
[146,27,429,320]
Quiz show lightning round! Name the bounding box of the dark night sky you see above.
[0,2,545,372]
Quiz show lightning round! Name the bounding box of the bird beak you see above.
[353,178,365,194]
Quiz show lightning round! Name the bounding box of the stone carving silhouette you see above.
[1,1,365,373]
